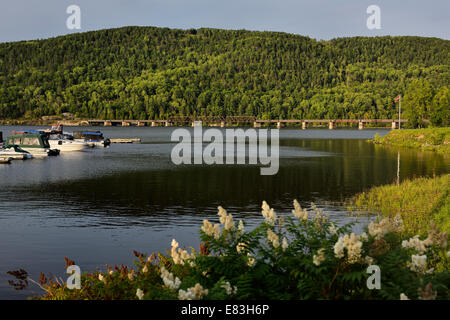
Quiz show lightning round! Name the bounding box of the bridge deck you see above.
[86,118,410,124]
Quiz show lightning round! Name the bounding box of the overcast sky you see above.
[0,0,449,43]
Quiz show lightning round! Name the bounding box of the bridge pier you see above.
[392,121,398,129]
[220,121,226,128]
[137,121,145,127]
[302,121,308,130]
[253,122,261,128]
[165,121,172,127]
[277,122,283,129]
[358,121,365,130]
[151,121,159,127]
[122,121,130,127]
[104,121,112,127]
[328,121,336,130]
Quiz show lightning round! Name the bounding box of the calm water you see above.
[0,126,448,299]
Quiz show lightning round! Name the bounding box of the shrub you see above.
[20,201,450,300]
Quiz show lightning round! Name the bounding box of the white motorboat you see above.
[0,145,33,160]
[5,132,60,157]
[73,131,111,148]
[48,133,88,152]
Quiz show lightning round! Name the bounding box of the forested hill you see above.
[0,26,449,124]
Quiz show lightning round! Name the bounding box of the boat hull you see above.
[0,152,32,160]
[49,140,88,152]
[20,147,59,157]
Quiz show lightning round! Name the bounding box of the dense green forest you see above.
[0,26,448,126]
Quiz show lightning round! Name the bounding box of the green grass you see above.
[373,127,450,155]
[351,174,450,236]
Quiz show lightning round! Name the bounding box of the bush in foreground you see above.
[21,202,450,300]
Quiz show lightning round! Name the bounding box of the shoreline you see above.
[372,127,450,155]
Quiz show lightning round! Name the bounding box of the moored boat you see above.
[73,131,111,148]
[0,145,33,160]
[48,133,88,152]
[6,133,60,157]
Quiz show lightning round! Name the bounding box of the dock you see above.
[110,138,141,144]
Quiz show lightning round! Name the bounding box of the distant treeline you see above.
[0,26,448,126]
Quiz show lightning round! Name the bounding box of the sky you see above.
[0,0,449,43]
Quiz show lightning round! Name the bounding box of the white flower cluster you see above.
[238,220,245,235]
[334,233,363,264]
[236,242,248,254]
[281,237,289,251]
[292,199,308,220]
[368,214,403,240]
[313,248,326,266]
[160,266,181,290]
[221,281,238,296]
[178,283,209,300]
[400,293,409,300]
[201,219,221,239]
[262,201,277,226]
[402,235,429,254]
[136,288,144,300]
[267,228,280,248]
[408,254,433,274]
[328,223,338,235]
[311,203,328,226]
[171,239,193,266]
[218,206,235,231]
[98,273,106,284]
[364,255,375,266]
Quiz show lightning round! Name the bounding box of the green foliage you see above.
[32,201,449,300]
[0,27,448,122]
[371,127,450,155]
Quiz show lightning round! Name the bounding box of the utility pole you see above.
[398,95,401,129]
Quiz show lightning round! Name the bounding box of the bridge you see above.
[78,116,413,129]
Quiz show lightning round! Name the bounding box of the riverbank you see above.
[372,128,450,155]
[351,174,450,236]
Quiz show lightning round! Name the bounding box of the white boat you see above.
[73,131,111,148]
[5,133,60,157]
[0,145,33,160]
[49,133,88,152]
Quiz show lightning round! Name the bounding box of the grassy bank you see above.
[373,127,450,155]
[351,174,450,236]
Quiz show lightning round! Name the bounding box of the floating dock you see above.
[109,138,141,144]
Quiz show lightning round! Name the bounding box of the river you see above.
[0,126,448,299]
